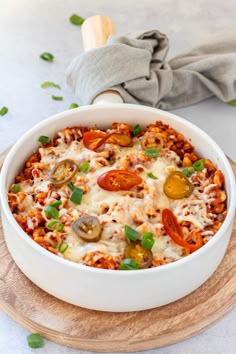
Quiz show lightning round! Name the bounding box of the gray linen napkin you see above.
[66,29,236,110]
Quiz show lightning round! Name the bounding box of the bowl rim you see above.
[1,103,235,276]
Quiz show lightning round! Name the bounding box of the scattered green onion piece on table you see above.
[40,52,54,62]
[13,184,20,193]
[132,124,141,136]
[44,205,59,219]
[49,200,62,207]
[41,81,61,89]
[0,106,8,116]
[193,159,206,172]
[120,258,139,270]
[182,167,194,177]
[70,188,83,204]
[38,135,49,144]
[228,99,236,107]
[124,225,140,241]
[27,333,44,349]
[80,161,90,173]
[147,172,158,179]
[141,232,155,250]
[52,95,63,101]
[69,14,85,26]
[144,149,159,158]
[58,241,69,254]
[69,103,79,109]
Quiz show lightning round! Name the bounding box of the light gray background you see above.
[0,0,235,353]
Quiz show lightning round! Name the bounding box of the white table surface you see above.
[0,0,235,353]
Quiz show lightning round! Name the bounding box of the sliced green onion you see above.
[193,159,206,172]
[41,81,61,89]
[69,14,85,26]
[124,225,139,241]
[182,167,194,177]
[132,124,141,136]
[70,188,83,204]
[141,232,155,250]
[58,241,69,254]
[40,52,54,62]
[13,184,20,193]
[47,220,64,231]
[228,99,236,107]
[44,205,59,219]
[144,149,159,158]
[38,135,49,144]
[27,333,44,348]
[147,172,158,179]
[49,200,62,207]
[80,161,90,173]
[120,258,139,270]
[69,103,79,109]
[0,106,8,116]
[52,95,63,101]
[67,182,75,191]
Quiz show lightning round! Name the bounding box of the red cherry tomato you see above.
[162,208,203,252]
[83,131,106,151]
[97,170,143,191]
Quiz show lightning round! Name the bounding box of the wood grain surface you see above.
[0,150,235,352]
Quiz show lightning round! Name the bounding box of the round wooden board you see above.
[0,149,235,353]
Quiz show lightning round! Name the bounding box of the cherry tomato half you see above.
[162,208,203,252]
[83,131,106,151]
[97,170,143,191]
[49,159,78,186]
[163,171,194,199]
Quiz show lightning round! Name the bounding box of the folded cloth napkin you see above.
[66,29,236,110]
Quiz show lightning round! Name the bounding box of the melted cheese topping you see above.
[9,126,226,269]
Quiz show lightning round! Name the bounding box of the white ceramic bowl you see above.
[0,103,235,312]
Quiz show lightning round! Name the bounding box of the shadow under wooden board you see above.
[0,149,235,352]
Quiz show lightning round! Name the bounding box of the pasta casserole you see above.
[8,121,227,270]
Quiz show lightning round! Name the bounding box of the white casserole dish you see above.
[0,103,235,312]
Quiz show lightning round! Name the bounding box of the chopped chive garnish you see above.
[132,124,141,136]
[80,161,90,173]
[120,258,139,270]
[147,172,158,179]
[144,149,159,158]
[41,81,61,89]
[69,103,79,109]
[49,200,62,207]
[69,14,85,26]
[0,106,8,116]
[52,95,63,101]
[38,135,49,144]
[67,182,75,191]
[40,52,54,62]
[70,188,83,204]
[13,184,20,193]
[141,232,155,250]
[124,225,140,241]
[44,205,59,219]
[182,167,194,177]
[47,220,64,231]
[193,159,206,172]
[228,99,236,107]
[27,333,44,348]
[58,241,69,254]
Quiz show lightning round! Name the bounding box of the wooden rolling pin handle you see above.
[81,15,123,104]
[81,15,116,51]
